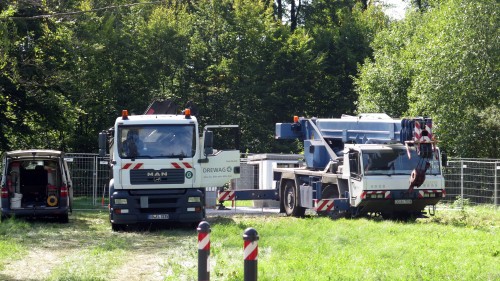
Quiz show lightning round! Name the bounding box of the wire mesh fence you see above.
[442,159,499,207]
[64,153,109,209]
[59,154,499,210]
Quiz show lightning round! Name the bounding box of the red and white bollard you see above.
[243,227,259,281]
[197,221,211,281]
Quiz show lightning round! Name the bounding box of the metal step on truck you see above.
[222,113,447,220]
[99,100,240,231]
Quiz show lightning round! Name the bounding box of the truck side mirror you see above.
[204,130,214,156]
[98,132,107,157]
[441,151,448,167]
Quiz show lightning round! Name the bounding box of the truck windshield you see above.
[118,124,195,159]
[362,148,441,176]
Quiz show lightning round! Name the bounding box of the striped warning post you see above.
[243,228,259,281]
[198,230,210,251]
[244,240,258,261]
[218,191,236,202]
[197,221,211,281]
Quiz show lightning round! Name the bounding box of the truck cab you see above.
[100,109,240,230]
[343,144,445,217]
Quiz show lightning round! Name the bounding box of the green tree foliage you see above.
[303,0,388,117]
[354,14,422,117]
[0,1,78,151]
[67,5,139,150]
[183,0,325,152]
[2,0,454,156]
[355,0,499,158]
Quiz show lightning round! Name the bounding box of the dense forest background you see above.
[0,0,498,158]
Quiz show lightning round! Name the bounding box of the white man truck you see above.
[99,101,240,230]
[225,113,446,220]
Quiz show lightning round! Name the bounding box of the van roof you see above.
[5,149,63,159]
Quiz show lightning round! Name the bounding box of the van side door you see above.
[62,158,74,209]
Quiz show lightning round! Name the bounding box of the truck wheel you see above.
[382,212,415,221]
[112,223,126,232]
[283,181,305,217]
[59,214,69,223]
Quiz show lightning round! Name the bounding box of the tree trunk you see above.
[363,0,368,10]
[414,0,423,11]
[276,0,282,22]
[290,0,301,32]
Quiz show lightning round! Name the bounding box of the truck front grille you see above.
[130,169,185,185]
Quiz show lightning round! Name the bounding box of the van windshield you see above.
[118,124,196,159]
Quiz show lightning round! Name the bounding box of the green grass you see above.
[72,196,253,210]
[0,206,498,280]
[221,199,255,208]
[0,219,29,271]
[210,211,500,280]
[46,246,126,281]
[72,196,108,210]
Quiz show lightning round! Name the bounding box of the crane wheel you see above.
[283,181,305,217]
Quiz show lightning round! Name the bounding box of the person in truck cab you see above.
[122,129,143,157]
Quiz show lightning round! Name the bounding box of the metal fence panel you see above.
[65,153,109,209]
[442,159,499,206]
[61,154,499,209]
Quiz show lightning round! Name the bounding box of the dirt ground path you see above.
[1,245,170,281]
[108,251,166,281]
[1,247,78,281]
[0,212,262,281]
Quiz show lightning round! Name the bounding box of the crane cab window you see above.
[349,151,361,179]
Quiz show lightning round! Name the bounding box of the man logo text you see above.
[148,172,168,177]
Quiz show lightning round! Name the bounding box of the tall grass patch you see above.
[207,212,499,280]
[0,218,31,270]
[45,244,127,281]
[0,239,25,271]
[0,207,498,280]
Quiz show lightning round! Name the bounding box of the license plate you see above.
[149,214,169,220]
[395,199,412,205]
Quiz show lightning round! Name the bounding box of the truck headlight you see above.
[114,199,127,205]
[188,197,201,203]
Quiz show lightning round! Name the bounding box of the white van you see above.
[0,150,73,222]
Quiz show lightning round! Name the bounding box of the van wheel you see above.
[112,223,126,232]
[283,181,305,217]
[59,214,69,223]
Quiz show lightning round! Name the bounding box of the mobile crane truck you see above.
[226,113,446,219]
[99,100,240,231]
